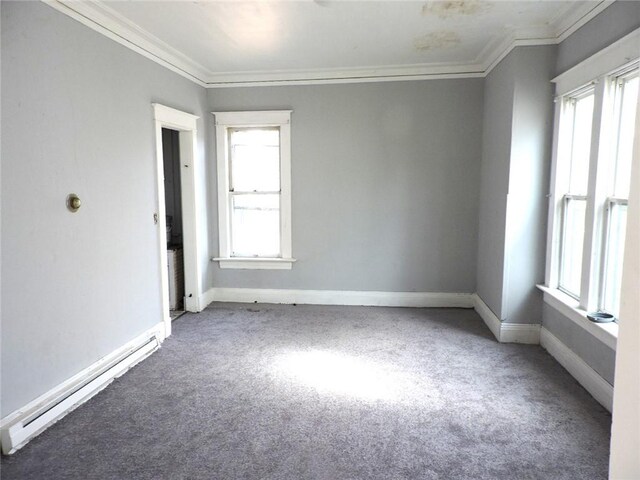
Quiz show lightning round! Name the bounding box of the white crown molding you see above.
[482,0,614,76]
[43,0,615,88]
[206,72,485,88]
[553,0,615,42]
[205,65,486,88]
[482,35,557,76]
[43,0,209,86]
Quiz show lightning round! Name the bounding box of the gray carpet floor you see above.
[1,304,611,479]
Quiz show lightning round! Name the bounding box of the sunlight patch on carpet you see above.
[272,349,440,406]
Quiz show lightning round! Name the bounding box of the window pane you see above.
[229,128,280,192]
[231,194,280,257]
[569,94,595,195]
[559,198,587,298]
[601,203,628,317]
[614,75,639,198]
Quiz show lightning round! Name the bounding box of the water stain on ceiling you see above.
[413,31,461,51]
[422,0,493,19]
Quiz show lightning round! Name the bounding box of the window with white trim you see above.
[599,69,638,316]
[547,62,639,319]
[212,111,295,270]
[557,88,595,299]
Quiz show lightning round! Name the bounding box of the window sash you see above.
[227,127,281,194]
[565,91,595,196]
[558,194,588,299]
[229,192,281,258]
[229,192,282,258]
[592,69,638,315]
[610,71,639,198]
[598,198,628,317]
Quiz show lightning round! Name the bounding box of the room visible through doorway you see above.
[162,128,186,322]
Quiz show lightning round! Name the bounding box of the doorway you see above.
[153,104,203,339]
[162,128,186,321]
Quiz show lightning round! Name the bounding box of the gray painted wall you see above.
[542,0,640,385]
[476,45,556,324]
[556,1,640,76]
[503,45,556,324]
[207,80,484,293]
[476,52,516,318]
[542,304,616,385]
[1,1,210,416]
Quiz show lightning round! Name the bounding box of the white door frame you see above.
[152,103,202,338]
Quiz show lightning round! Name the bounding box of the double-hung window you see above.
[546,54,639,325]
[557,89,595,299]
[212,111,295,269]
[600,70,639,316]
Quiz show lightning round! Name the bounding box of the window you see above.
[212,111,295,269]
[599,70,638,316]
[557,89,595,298]
[547,62,639,320]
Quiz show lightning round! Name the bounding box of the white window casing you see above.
[552,29,640,97]
[211,110,295,270]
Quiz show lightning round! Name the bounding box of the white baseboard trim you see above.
[0,322,165,455]
[473,294,541,344]
[540,327,613,412]
[201,288,475,309]
[499,323,541,344]
[473,293,502,340]
[200,288,216,310]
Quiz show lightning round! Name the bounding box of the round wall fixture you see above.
[66,194,82,212]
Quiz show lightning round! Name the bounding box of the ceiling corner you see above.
[44,0,211,86]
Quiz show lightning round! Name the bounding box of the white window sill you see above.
[212,257,296,270]
[537,285,618,350]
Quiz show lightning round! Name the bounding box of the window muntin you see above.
[557,89,594,299]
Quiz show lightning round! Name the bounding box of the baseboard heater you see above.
[1,330,161,454]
